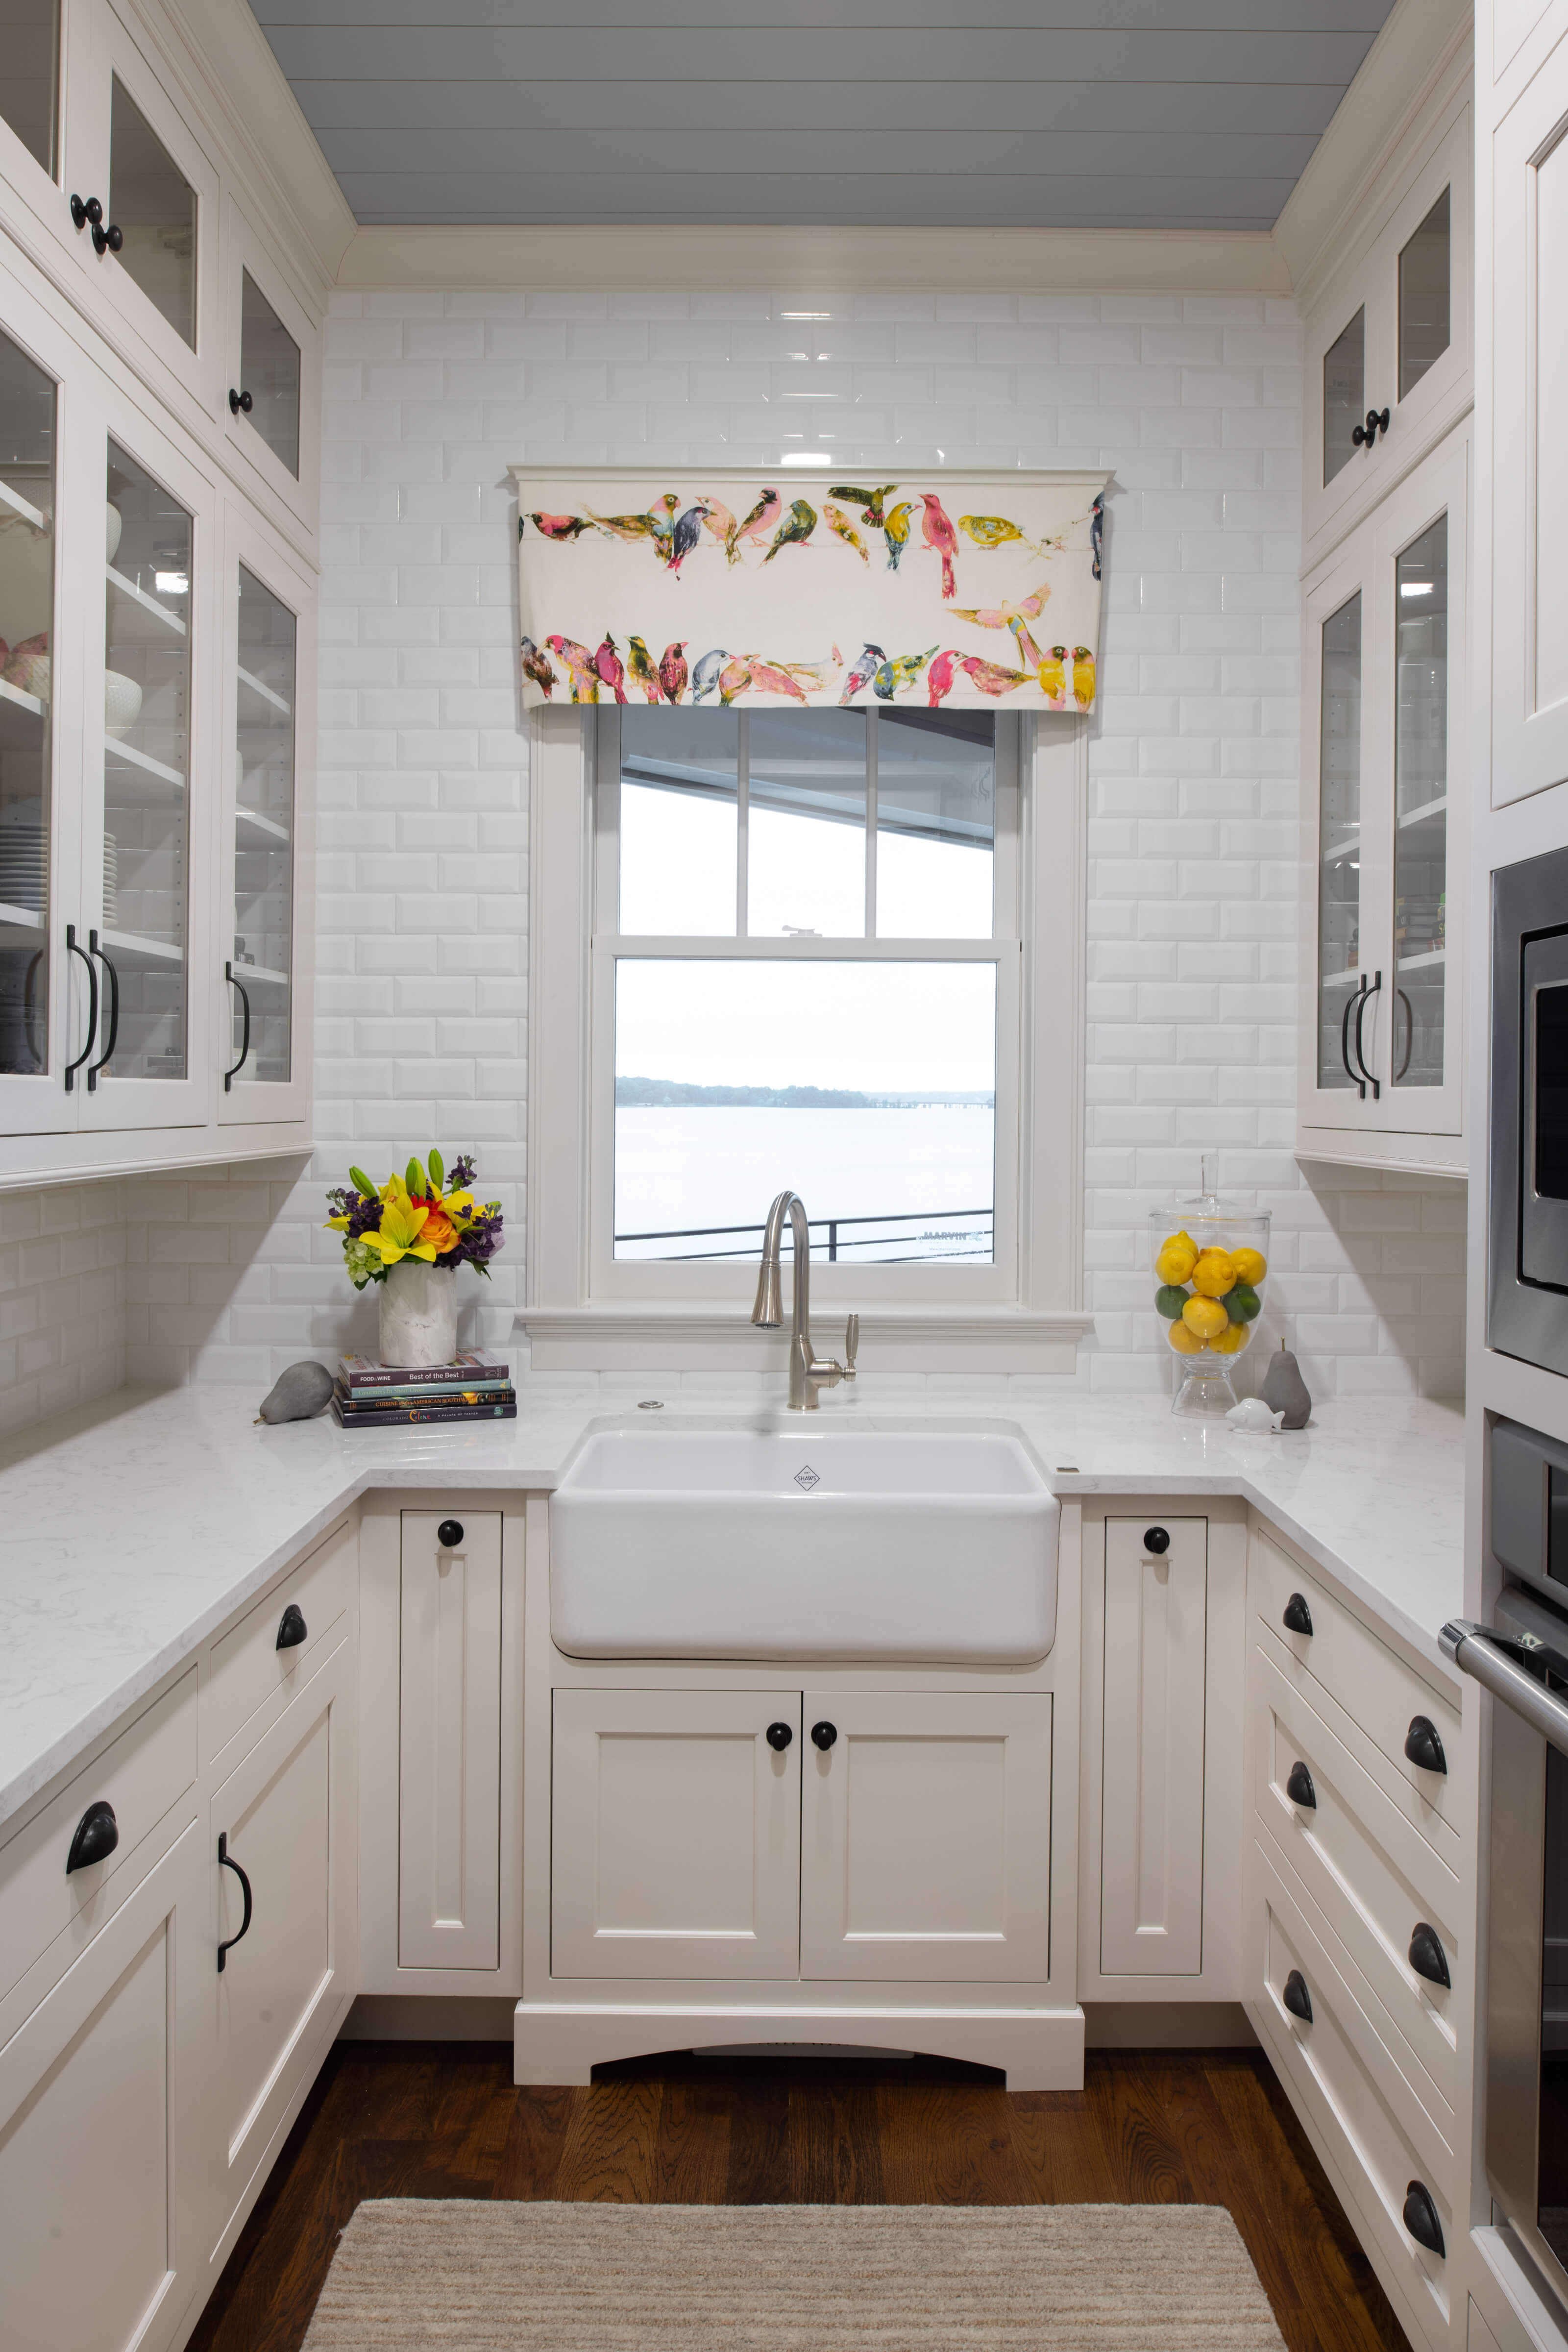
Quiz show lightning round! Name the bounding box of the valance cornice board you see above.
[511,465,1108,714]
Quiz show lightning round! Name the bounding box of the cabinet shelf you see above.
[229,961,288,988]
[0,479,49,532]
[1397,793,1447,831]
[235,806,290,846]
[106,564,187,641]
[1396,946,1446,973]
[105,737,186,797]
[101,926,184,968]
[236,665,291,719]
[0,898,45,943]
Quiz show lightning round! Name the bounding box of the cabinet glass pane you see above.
[0,328,55,1077]
[103,441,191,1081]
[0,0,59,175]
[239,271,300,479]
[1398,188,1451,400]
[1317,592,1362,1089]
[233,565,296,1083]
[1323,307,1365,487]
[109,77,196,349]
[1393,514,1447,1090]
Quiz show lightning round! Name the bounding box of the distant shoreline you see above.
[615,1078,996,1110]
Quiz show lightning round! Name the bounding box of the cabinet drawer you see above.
[1253,1839,1451,2336]
[0,1669,197,2022]
[1254,1646,1460,2131]
[1252,1533,1461,1838]
[206,1520,353,1769]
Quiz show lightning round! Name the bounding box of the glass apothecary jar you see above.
[1150,1158,1271,1419]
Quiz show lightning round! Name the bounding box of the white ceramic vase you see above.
[378,1258,458,1369]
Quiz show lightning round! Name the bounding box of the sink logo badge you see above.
[793,1464,820,1491]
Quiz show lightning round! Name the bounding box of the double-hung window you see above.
[526,703,1089,1371]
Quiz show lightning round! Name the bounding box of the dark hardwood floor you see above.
[187,2041,1410,2352]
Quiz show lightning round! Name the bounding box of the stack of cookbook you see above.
[332,1349,516,1429]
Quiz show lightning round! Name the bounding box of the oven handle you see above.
[1441,1617,1568,1749]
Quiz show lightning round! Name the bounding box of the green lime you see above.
[1229,1281,1261,1323]
[1154,1284,1189,1321]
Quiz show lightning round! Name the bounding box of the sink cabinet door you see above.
[1100,1517,1208,1976]
[799,1693,1052,1983]
[551,1689,801,1979]
[398,1510,503,1970]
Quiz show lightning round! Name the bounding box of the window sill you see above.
[520,1306,1094,1375]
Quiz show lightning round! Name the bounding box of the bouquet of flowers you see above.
[324,1151,504,1289]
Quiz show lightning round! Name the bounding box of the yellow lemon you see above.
[1181,1294,1229,1343]
[1208,1319,1250,1355]
[1154,1243,1197,1285]
[1230,1247,1267,1286]
[1166,1320,1203,1354]
[1190,1249,1236,1298]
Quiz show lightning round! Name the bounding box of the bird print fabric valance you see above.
[511,466,1108,713]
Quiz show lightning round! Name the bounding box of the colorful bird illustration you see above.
[1040,645,1068,708]
[701,500,739,563]
[719,656,755,704]
[594,634,628,705]
[667,500,711,575]
[783,653,840,694]
[519,637,556,700]
[958,514,1029,552]
[957,655,1030,699]
[952,583,1053,671]
[872,647,934,700]
[659,641,689,703]
[823,502,870,563]
[830,483,900,529]
[763,498,817,561]
[545,635,599,702]
[926,650,959,708]
[587,507,660,546]
[748,659,809,702]
[1072,645,1096,710]
[882,500,914,571]
[529,511,592,543]
[839,643,887,703]
[731,488,782,557]
[628,637,662,702]
[691,648,730,703]
[1090,492,1104,582]
[921,493,960,599]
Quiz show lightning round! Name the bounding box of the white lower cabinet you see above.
[1099,1517,1208,1977]
[398,1510,503,1971]
[0,1817,208,2352]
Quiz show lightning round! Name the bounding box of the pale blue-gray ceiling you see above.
[248,2,1399,231]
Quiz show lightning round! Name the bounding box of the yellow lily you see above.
[359,1181,437,1267]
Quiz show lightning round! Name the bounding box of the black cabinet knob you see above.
[437,1519,464,1548]
[1409,1921,1451,1989]
[70,193,102,230]
[1404,1715,1447,1775]
[811,1720,838,1750]
[1143,1525,1170,1555]
[66,1799,118,1874]
[96,220,123,254]
[1283,1592,1314,1636]
[1352,405,1391,447]
[1402,2180,1445,2256]
[1285,1761,1317,1810]
[229,387,253,415]
[275,1602,307,1651]
[765,1721,793,1751]
[1281,1968,1313,2024]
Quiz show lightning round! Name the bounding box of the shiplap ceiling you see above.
[249,2,1399,233]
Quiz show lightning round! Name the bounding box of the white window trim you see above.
[523,705,1090,1373]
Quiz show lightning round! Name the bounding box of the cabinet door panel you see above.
[552,1688,801,1979]
[1101,1518,1207,1976]
[800,1691,1051,1983]
[398,1510,502,1970]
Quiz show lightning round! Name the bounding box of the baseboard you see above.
[339,1994,518,2041]
[1083,2001,1258,2049]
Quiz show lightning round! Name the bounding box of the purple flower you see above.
[453,1205,504,1274]
[327,1184,383,1239]
[450,1154,477,1191]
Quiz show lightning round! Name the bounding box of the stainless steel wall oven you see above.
[1491,846,1568,1376]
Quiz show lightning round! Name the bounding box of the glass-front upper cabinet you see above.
[0,321,57,1102]
[1304,96,1471,564]
[1298,423,1468,1169]
[0,0,60,180]
[223,211,318,536]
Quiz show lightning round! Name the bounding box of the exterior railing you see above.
[612,1206,995,1264]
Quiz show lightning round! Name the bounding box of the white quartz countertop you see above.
[0,1380,1466,1833]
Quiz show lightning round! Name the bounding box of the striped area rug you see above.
[301,2199,1287,2349]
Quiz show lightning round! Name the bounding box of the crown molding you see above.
[333,222,1292,298]
[1272,0,1473,308]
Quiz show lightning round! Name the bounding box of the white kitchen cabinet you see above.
[1098,1518,1207,1977]
[201,1634,355,2278]
[220,200,320,548]
[398,1510,503,1971]
[551,1687,803,1980]
[799,1690,1051,1983]
[0,1817,208,2352]
[1298,421,1470,1173]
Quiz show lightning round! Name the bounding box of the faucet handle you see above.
[844,1314,858,1378]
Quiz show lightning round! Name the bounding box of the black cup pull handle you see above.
[1404,1715,1447,1775]
[1409,1921,1451,1989]
[64,923,98,1093]
[1285,1761,1317,1809]
[765,1721,793,1751]
[224,961,251,1091]
[229,387,254,416]
[86,931,119,1090]
[1402,2180,1445,2256]
[217,1832,253,1972]
[1144,1525,1170,1555]
[276,1602,307,1651]
[1283,1592,1313,1636]
[437,1518,464,1548]
[811,1720,838,1750]
[1281,1968,1312,2024]
[66,1799,119,1874]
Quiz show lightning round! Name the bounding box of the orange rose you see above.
[420,1206,457,1254]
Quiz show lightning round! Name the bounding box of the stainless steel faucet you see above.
[750,1189,858,1411]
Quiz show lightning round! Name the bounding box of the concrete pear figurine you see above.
[1261,1341,1311,1430]
[256,1360,335,1424]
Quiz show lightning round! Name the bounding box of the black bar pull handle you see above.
[86,931,119,1090]
[1340,985,1367,1098]
[217,1832,253,1972]
[224,961,251,1091]
[66,1800,119,1874]
[1352,968,1382,1099]
[64,923,98,1093]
